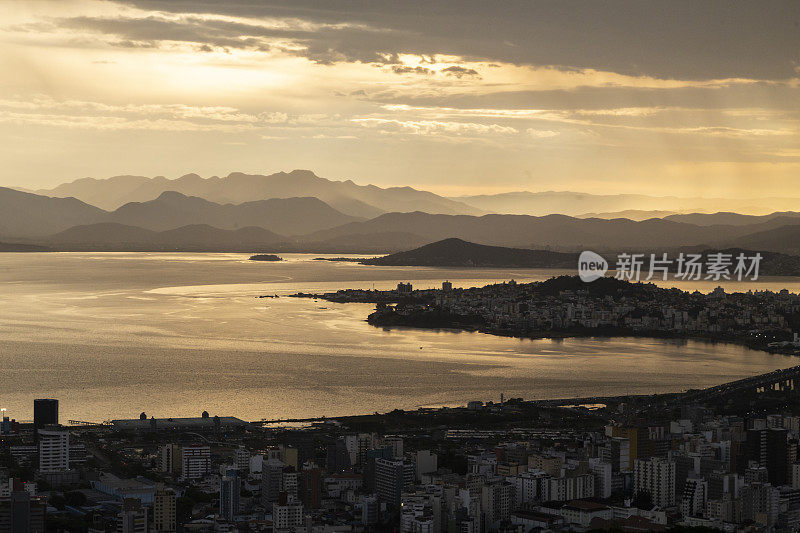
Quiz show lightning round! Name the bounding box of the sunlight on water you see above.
[0,252,797,423]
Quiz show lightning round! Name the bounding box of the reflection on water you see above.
[0,252,797,422]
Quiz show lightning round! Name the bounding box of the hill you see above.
[36,170,482,218]
[108,191,360,235]
[0,186,106,237]
[302,212,800,252]
[48,223,284,251]
[730,225,800,256]
[666,211,800,226]
[453,191,799,217]
[362,238,577,267]
[361,240,800,275]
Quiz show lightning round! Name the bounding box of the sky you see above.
[0,0,798,197]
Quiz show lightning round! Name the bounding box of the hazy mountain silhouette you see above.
[49,223,284,251]
[302,211,800,251]
[0,186,105,238]
[730,225,800,255]
[37,170,481,217]
[576,209,681,220]
[362,238,577,267]
[453,191,799,217]
[665,211,800,226]
[109,191,360,235]
[0,187,361,237]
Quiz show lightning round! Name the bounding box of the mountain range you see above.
[0,187,359,238]
[299,211,800,253]
[36,170,480,218]
[2,171,800,255]
[49,223,284,251]
[452,191,800,217]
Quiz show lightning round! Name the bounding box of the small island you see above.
[249,254,283,262]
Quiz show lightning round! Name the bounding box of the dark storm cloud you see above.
[109,0,800,80]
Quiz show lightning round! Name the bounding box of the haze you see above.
[1,0,798,198]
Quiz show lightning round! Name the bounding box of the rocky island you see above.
[249,254,283,261]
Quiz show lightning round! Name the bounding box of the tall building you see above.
[609,426,648,470]
[220,469,241,522]
[38,426,69,473]
[746,428,789,485]
[234,446,250,474]
[299,465,322,509]
[0,479,46,533]
[117,498,148,533]
[261,459,285,507]
[33,399,58,433]
[181,445,210,480]
[361,495,379,526]
[159,444,181,475]
[680,479,707,518]
[739,482,779,528]
[375,458,414,507]
[153,487,176,533]
[634,457,676,507]
[481,481,512,530]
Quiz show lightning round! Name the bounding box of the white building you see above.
[634,458,676,508]
[590,460,613,499]
[507,470,550,507]
[546,474,595,502]
[38,427,69,473]
[234,447,250,474]
[680,479,707,518]
[181,445,211,480]
[272,499,304,530]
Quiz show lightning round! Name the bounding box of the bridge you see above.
[676,363,800,404]
[528,364,800,411]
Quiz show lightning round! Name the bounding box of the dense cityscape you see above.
[293,276,800,355]
[5,371,800,532]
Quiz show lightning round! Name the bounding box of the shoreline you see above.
[367,313,800,356]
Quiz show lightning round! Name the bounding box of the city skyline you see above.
[1,1,798,197]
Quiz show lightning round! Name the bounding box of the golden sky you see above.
[0,0,798,197]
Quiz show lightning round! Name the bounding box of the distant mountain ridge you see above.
[3,182,800,255]
[0,186,106,238]
[454,190,800,217]
[36,170,482,218]
[49,223,284,251]
[110,191,360,235]
[0,187,361,237]
[301,211,800,252]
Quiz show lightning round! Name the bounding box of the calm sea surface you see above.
[1,252,799,423]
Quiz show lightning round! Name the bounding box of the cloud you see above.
[352,117,517,136]
[441,66,480,79]
[527,129,560,138]
[110,0,800,81]
[391,66,433,76]
[0,97,292,131]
